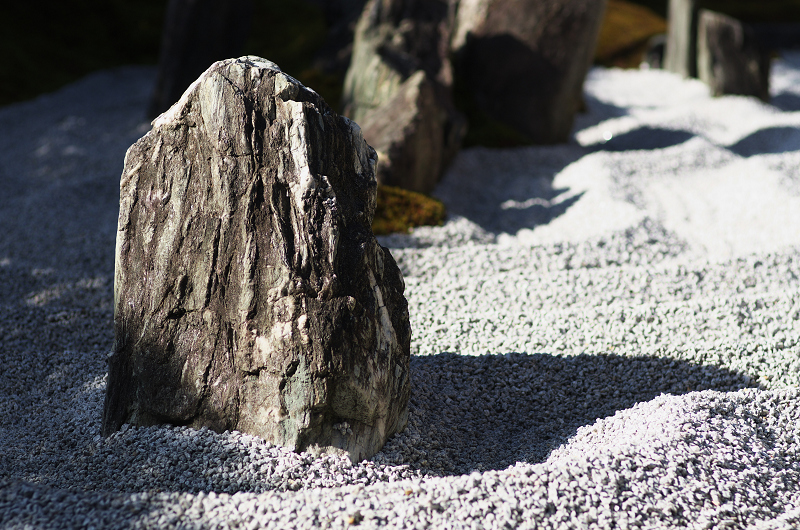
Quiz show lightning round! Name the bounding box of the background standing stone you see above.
[104,56,411,463]
[697,9,770,101]
[342,0,465,193]
[451,0,608,144]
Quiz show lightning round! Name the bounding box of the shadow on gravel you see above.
[770,93,800,112]
[438,145,589,235]
[587,126,695,152]
[472,189,586,235]
[573,94,629,131]
[378,352,760,475]
[728,126,800,157]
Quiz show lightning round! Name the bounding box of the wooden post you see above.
[664,0,699,78]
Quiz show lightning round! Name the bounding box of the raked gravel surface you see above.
[2,55,800,529]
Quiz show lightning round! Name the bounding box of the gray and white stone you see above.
[103,56,411,463]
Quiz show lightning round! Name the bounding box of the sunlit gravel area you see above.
[2,54,800,528]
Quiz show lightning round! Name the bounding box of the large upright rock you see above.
[342,0,465,193]
[451,0,607,144]
[104,56,411,463]
[697,9,770,101]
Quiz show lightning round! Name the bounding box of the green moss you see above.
[372,185,447,236]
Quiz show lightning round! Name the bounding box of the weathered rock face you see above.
[343,0,454,123]
[104,56,411,463]
[342,0,465,193]
[697,9,770,101]
[359,71,449,193]
[451,0,607,144]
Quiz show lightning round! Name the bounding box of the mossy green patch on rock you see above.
[372,185,446,235]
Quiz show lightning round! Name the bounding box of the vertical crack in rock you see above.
[103,56,410,462]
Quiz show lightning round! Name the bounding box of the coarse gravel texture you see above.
[2,53,800,529]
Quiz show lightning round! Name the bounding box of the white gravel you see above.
[2,54,800,529]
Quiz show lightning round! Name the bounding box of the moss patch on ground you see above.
[372,186,446,236]
[596,0,667,68]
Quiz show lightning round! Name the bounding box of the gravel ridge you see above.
[2,58,800,528]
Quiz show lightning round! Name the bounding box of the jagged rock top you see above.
[105,56,410,463]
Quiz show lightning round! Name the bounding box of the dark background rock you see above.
[307,0,371,76]
[359,71,450,193]
[451,0,608,145]
[663,0,790,100]
[147,0,254,118]
[697,9,770,101]
[104,57,411,462]
[342,0,456,123]
[342,0,465,193]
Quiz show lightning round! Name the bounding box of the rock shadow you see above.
[376,351,758,475]
[770,93,800,112]
[587,126,695,152]
[728,126,800,156]
[13,350,758,495]
[434,144,589,235]
[571,94,629,132]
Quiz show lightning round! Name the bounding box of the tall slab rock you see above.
[103,56,411,463]
[451,0,607,144]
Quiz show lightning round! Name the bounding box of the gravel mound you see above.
[2,56,800,528]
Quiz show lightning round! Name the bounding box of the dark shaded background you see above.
[4,0,800,108]
[0,0,327,107]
